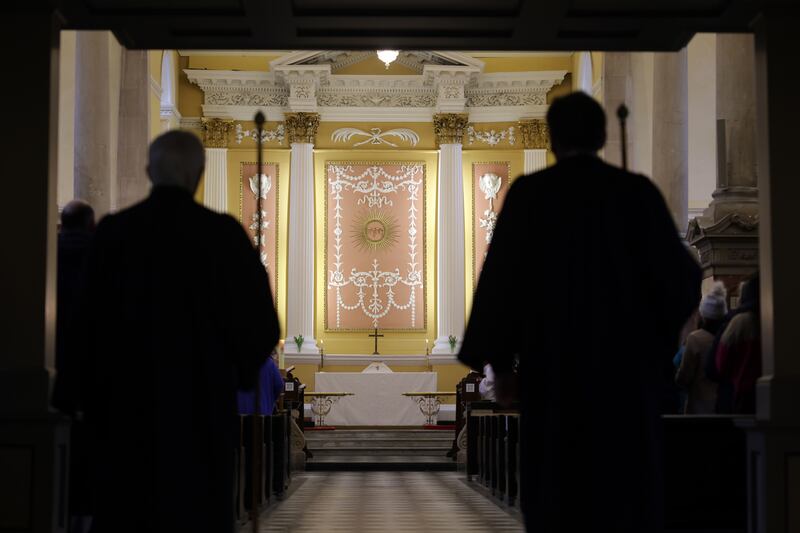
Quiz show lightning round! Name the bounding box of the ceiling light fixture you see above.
[377,50,399,69]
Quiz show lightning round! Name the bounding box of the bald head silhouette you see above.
[547,91,607,160]
[61,199,95,232]
[147,130,205,193]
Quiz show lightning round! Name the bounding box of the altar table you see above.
[314,372,437,426]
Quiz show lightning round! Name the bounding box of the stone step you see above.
[306,437,452,448]
[310,447,450,457]
[304,429,453,440]
[306,455,457,472]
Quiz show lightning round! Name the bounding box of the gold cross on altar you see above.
[369,328,384,355]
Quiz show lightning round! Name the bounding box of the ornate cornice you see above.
[185,65,567,123]
[200,118,234,148]
[285,112,321,144]
[433,113,469,145]
[518,119,550,150]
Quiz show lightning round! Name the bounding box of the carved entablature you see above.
[285,112,321,144]
[433,113,469,145]
[687,213,759,276]
[184,53,567,123]
[200,118,234,148]
[518,119,550,149]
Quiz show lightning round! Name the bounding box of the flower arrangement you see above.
[448,335,457,353]
[293,334,304,353]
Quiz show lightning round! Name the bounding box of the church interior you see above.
[3,2,800,532]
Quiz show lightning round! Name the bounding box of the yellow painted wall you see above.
[178,55,204,117]
[481,55,572,73]
[333,55,419,75]
[186,54,283,72]
[148,50,164,140]
[313,149,440,356]
[592,52,604,86]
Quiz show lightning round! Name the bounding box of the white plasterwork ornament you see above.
[479,173,502,209]
[249,174,272,200]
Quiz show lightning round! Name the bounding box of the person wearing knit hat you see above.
[675,282,728,413]
[699,282,728,321]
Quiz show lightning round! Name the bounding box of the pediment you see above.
[269,50,484,74]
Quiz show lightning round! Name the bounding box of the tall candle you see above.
[278,339,285,369]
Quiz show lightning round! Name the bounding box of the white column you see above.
[74,31,122,217]
[202,148,228,213]
[524,149,548,174]
[57,31,76,211]
[433,139,466,355]
[652,49,689,230]
[199,119,233,213]
[284,141,319,354]
[116,49,151,210]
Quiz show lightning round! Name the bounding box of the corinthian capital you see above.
[518,120,550,150]
[200,118,234,148]
[433,113,469,146]
[284,112,321,144]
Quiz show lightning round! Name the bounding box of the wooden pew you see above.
[449,371,483,459]
[281,366,311,467]
[465,404,748,530]
[466,401,521,506]
[270,410,290,497]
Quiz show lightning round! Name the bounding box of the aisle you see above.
[249,471,524,533]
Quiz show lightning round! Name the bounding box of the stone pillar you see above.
[199,118,233,213]
[432,113,468,355]
[57,31,76,211]
[652,49,689,229]
[745,12,800,533]
[686,35,759,297]
[710,34,759,220]
[116,49,151,210]
[518,119,549,173]
[0,11,70,533]
[284,113,321,354]
[73,31,122,217]
[601,52,633,169]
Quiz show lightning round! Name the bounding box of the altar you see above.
[315,370,437,426]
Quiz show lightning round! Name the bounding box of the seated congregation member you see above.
[479,363,496,401]
[238,352,284,415]
[73,131,280,533]
[459,92,701,533]
[716,274,761,414]
[675,282,728,414]
[51,199,95,533]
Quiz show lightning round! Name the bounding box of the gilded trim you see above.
[239,161,280,307]
[323,160,428,333]
[471,161,512,288]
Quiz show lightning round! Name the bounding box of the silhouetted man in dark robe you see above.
[459,92,701,533]
[73,131,279,533]
[52,199,95,533]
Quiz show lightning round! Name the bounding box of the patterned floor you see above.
[248,472,524,533]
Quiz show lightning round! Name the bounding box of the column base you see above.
[431,336,461,356]
[0,413,70,533]
[283,338,320,355]
[741,418,800,533]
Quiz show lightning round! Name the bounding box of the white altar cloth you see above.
[314,372,436,426]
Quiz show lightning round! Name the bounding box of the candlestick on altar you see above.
[425,338,429,356]
[278,339,285,369]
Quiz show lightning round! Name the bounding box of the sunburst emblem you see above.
[350,208,400,253]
